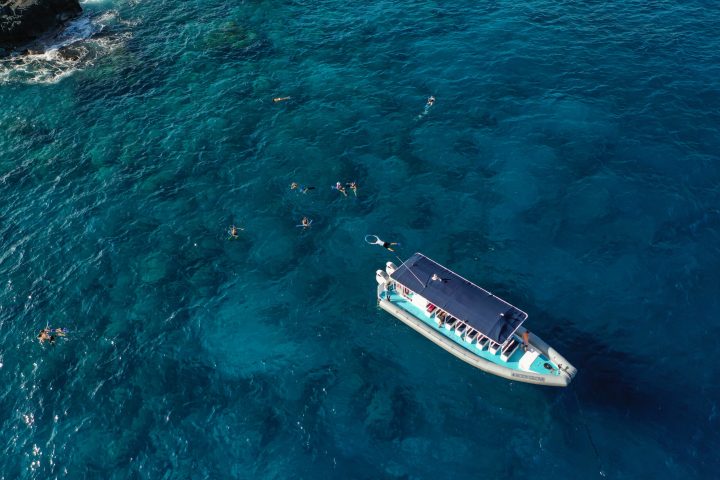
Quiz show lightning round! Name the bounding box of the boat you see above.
[375,253,577,387]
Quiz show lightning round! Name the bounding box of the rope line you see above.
[573,389,606,477]
[365,234,425,288]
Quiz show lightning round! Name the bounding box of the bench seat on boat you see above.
[444,317,458,330]
[518,348,540,372]
[464,329,478,343]
[500,339,519,361]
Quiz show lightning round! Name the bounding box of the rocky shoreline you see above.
[0,0,82,55]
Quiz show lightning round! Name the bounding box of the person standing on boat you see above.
[522,330,530,351]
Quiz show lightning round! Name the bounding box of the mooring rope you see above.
[572,389,606,477]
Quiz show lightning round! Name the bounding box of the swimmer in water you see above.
[228,225,244,239]
[273,96,291,103]
[37,329,53,344]
[334,182,348,197]
[346,181,358,196]
[290,182,316,194]
[366,235,400,252]
[301,217,312,229]
[418,96,436,119]
[37,327,66,344]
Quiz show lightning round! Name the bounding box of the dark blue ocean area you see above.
[1,0,719,478]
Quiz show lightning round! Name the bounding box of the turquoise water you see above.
[1,0,719,478]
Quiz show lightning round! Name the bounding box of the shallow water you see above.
[1,0,719,478]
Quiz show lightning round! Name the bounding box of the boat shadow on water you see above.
[524,322,720,476]
[547,322,711,434]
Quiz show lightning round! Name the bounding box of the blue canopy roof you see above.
[390,253,527,344]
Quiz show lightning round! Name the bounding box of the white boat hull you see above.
[378,297,576,387]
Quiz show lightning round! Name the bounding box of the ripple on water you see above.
[1,0,719,478]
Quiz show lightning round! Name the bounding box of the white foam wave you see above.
[0,11,133,85]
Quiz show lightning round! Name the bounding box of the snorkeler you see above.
[333,182,348,197]
[290,182,316,194]
[228,225,244,239]
[273,96,291,103]
[37,327,66,344]
[346,181,358,196]
[417,96,436,119]
[297,216,312,229]
[364,235,400,252]
[37,329,52,344]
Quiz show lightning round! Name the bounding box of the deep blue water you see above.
[1,0,719,478]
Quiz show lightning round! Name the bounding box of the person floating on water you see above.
[298,217,312,229]
[290,182,316,194]
[418,95,435,118]
[228,225,244,239]
[364,234,400,252]
[273,96,291,103]
[346,181,358,196]
[333,182,348,197]
[37,327,66,345]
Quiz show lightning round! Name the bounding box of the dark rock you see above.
[57,43,82,60]
[0,0,82,51]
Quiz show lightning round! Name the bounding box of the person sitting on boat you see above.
[522,330,530,351]
[436,310,447,327]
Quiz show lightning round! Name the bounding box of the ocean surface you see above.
[1,0,719,478]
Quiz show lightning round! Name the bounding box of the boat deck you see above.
[384,289,561,377]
